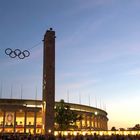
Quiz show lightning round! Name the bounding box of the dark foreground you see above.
[0,133,140,140]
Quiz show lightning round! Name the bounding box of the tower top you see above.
[46,27,55,33]
[43,28,55,42]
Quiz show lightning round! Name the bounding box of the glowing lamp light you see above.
[124,131,127,135]
[73,131,77,136]
[95,112,98,115]
[99,132,103,136]
[42,124,44,130]
[131,131,136,135]
[54,131,58,136]
[64,131,68,136]
[116,131,119,134]
[82,131,86,136]
[43,101,46,110]
[48,129,51,133]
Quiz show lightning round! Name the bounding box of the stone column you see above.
[100,118,103,130]
[42,28,55,135]
[85,115,87,129]
[80,118,82,129]
[14,111,16,133]
[97,116,99,129]
[94,116,97,130]
[105,119,108,130]
[92,116,94,129]
[34,111,37,135]
[24,111,27,134]
[2,111,5,132]
[89,116,92,130]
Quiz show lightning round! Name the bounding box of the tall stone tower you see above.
[42,28,55,134]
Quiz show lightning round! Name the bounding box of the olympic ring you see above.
[5,48,12,55]
[18,52,25,59]
[14,49,22,56]
[5,48,30,59]
[23,50,30,57]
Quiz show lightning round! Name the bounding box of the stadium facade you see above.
[0,29,108,134]
[0,98,108,134]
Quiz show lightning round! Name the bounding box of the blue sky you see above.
[1,0,140,129]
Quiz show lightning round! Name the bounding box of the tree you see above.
[133,124,140,130]
[55,99,82,131]
[119,128,125,131]
[111,126,117,131]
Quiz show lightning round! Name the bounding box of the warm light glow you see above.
[48,129,51,133]
[54,131,58,136]
[42,124,44,130]
[64,131,68,136]
[99,132,103,135]
[116,131,119,134]
[44,101,46,110]
[82,131,86,136]
[23,104,42,108]
[3,129,140,135]
[124,131,127,135]
[95,112,98,115]
[73,131,77,136]
[108,131,112,135]
[131,131,135,135]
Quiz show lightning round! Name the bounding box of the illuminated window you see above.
[27,112,34,126]
[15,111,24,133]
[76,121,80,128]
[82,120,85,127]
[0,111,3,126]
[95,122,97,128]
[0,111,3,132]
[36,112,42,134]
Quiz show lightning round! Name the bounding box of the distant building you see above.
[0,98,108,134]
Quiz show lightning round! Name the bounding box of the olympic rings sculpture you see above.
[5,48,30,59]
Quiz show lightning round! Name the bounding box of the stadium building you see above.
[0,98,108,134]
[0,29,108,134]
